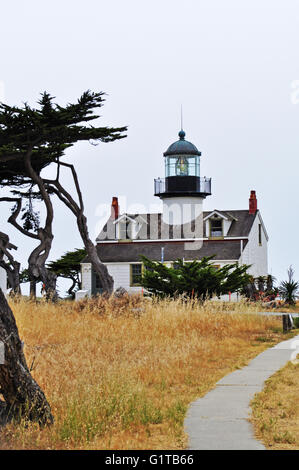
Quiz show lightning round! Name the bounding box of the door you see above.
[91,270,104,296]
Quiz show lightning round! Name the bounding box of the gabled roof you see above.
[203,210,238,222]
[113,214,148,225]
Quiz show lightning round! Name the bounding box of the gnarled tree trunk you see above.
[0,231,21,296]
[0,289,53,425]
[30,279,37,299]
[23,152,58,300]
[28,227,57,301]
[0,195,58,300]
[4,260,21,297]
[77,213,114,293]
[44,163,114,294]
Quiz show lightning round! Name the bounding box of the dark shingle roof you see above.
[96,210,256,242]
[82,239,247,264]
[204,210,256,237]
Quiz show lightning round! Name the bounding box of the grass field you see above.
[250,359,299,450]
[0,295,292,450]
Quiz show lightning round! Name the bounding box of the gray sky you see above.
[1,0,299,294]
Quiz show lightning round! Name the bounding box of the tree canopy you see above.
[0,91,126,184]
[0,91,127,295]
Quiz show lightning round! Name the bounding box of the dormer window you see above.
[118,220,131,240]
[210,216,223,237]
[117,216,142,240]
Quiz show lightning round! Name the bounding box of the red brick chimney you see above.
[111,196,119,220]
[249,190,257,214]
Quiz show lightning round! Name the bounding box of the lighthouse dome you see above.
[163,130,201,157]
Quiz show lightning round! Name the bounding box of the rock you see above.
[114,287,128,298]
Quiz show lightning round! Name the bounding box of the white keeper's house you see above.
[78,129,268,297]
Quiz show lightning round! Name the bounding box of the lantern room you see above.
[154,129,211,199]
[164,130,201,177]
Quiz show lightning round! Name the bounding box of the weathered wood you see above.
[0,289,53,425]
[282,314,293,333]
[0,231,21,295]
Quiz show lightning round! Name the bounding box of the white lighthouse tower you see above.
[154,129,211,226]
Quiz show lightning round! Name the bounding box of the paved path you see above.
[257,312,299,317]
[184,334,299,450]
[222,311,299,318]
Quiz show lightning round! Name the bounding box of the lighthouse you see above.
[154,130,211,225]
[79,127,269,299]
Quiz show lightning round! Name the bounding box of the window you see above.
[210,217,223,237]
[118,220,134,240]
[118,221,128,239]
[258,224,262,245]
[130,264,142,286]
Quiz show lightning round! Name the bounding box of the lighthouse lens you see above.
[176,157,188,176]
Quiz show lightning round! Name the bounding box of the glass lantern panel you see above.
[165,155,200,177]
[190,156,200,177]
[165,157,177,177]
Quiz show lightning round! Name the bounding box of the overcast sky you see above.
[1,0,299,294]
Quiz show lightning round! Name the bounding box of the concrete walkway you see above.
[257,312,299,317]
[184,334,299,450]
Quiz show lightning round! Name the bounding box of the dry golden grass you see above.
[265,300,299,313]
[0,295,290,450]
[250,359,299,450]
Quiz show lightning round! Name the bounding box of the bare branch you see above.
[0,197,39,240]
[44,183,77,216]
[43,176,80,214]
[55,161,84,211]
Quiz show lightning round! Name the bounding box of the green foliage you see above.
[278,266,299,305]
[0,90,127,188]
[140,255,251,300]
[47,248,86,276]
[47,248,87,296]
[19,268,30,284]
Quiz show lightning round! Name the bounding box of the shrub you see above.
[140,255,251,300]
[278,266,299,306]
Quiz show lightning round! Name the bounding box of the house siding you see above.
[81,262,143,294]
[106,263,142,294]
[241,213,268,277]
